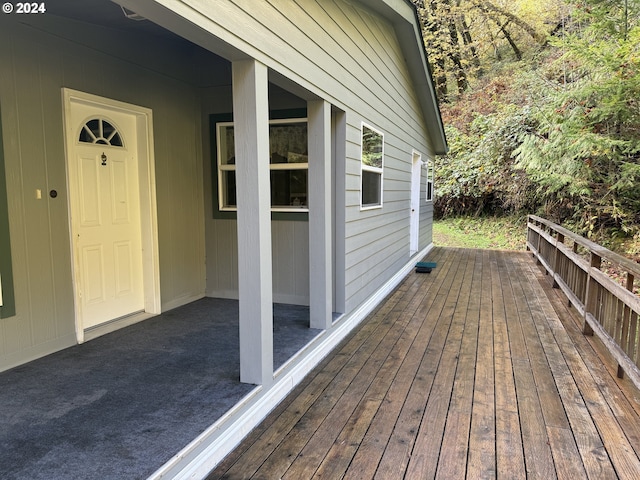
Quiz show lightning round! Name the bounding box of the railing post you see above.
[583,252,602,336]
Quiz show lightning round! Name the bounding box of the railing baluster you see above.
[552,232,564,288]
[620,273,636,378]
[584,252,601,336]
[632,310,640,367]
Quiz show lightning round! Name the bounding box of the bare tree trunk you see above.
[443,0,468,94]
[473,2,523,60]
[423,0,450,100]
[458,13,482,74]
[474,0,547,44]
[435,57,449,100]
[499,21,523,60]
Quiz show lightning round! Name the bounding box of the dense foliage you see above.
[419,0,640,239]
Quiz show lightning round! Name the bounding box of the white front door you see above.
[410,151,422,256]
[67,101,144,330]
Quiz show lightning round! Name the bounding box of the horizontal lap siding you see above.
[202,0,429,156]
[192,0,434,312]
[0,18,206,370]
[344,121,430,311]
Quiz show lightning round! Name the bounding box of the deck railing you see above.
[527,215,640,389]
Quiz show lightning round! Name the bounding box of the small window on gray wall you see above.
[360,123,383,209]
[216,118,308,212]
[426,160,434,202]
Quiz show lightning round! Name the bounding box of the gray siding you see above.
[201,86,311,305]
[0,0,438,370]
[0,17,206,370]
[188,0,435,312]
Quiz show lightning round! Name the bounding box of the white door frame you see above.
[62,88,161,343]
[409,150,422,256]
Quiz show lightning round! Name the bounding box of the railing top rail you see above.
[528,214,640,278]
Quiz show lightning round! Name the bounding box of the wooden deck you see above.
[209,247,640,479]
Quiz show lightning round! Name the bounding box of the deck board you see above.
[466,250,497,479]
[210,247,640,479]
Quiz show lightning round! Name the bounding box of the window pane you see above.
[271,170,308,207]
[362,170,381,206]
[426,162,434,201]
[78,118,124,147]
[269,122,307,164]
[220,170,236,208]
[218,125,235,166]
[102,120,116,139]
[79,125,96,143]
[86,119,101,138]
[215,117,309,213]
[362,125,383,169]
[110,132,123,147]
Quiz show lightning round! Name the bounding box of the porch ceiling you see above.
[47,0,175,38]
[44,0,233,88]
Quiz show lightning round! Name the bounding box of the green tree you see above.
[514,0,640,235]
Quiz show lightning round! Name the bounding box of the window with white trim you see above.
[426,160,434,202]
[217,118,308,212]
[360,124,383,209]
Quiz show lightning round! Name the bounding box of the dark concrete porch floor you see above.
[0,298,321,480]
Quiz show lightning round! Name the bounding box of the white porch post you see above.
[307,100,332,329]
[232,59,273,385]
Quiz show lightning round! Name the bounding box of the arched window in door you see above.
[78,118,124,147]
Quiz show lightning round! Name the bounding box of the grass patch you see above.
[433,215,528,250]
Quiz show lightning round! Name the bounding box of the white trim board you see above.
[148,242,434,480]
